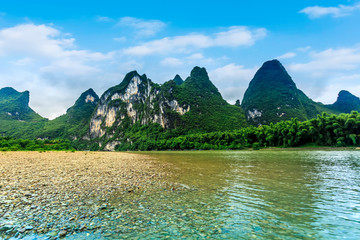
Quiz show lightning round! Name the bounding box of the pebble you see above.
[47,231,58,237]
[79,224,87,231]
[59,230,67,237]
[0,152,168,239]
[99,204,107,210]
[21,197,31,204]
[0,225,13,231]
[25,226,34,230]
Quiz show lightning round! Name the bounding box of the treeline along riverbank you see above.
[0,137,75,151]
[113,111,360,151]
[2,111,360,151]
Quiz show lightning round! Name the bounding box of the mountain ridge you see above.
[0,60,359,151]
[87,66,247,150]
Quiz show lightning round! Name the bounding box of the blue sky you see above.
[1,0,360,119]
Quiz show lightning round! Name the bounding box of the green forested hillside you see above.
[0,87,99,140]
[37,89,99,139]
[328,90,360,113]
[0,87,43,121]
[172,66,247,133]
[1,61,360,151]
[87,67,247,150]
[0,87,46,138]
[241,60,338,125]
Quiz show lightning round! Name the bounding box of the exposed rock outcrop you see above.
[89,71,190,139]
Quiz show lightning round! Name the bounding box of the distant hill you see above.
[0,87,45,138]
[0,87,99,139]
[37,89,99,139]
[0,87,42,121]
[328,90,360,113]
[173,74,184,85]
[1,61,360,150]
[241,59,339,125]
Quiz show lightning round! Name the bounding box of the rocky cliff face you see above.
[88,67,247,150]
[65,88,99,123]
[89,71,190,140]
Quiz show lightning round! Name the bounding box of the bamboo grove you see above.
[0,137,75,151]
[117,111,360,150]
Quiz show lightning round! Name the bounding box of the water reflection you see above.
[149,151,360,239]
[2,151,360,239]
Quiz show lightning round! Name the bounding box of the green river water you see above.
[1,150,360,239]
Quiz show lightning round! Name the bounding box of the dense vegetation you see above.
[328,90,360,113]
[91,67,248,147]
[0,87,99,140]
[2,111,359,151]
[170,67,247,132]
[111,111,360,151]
[241,60,338,125]
[1,62,360,152]
[0,87,43,121]
[37,89,99,139]
[0,136,75,151]
[0,87,47,138]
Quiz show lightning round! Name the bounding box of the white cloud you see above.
[123,26,267,56]
[300,3,360,18]
[0,22,268,118]
[290,47,360,75]
[0,23,115,119]
[213,27,266,47]
[0,24,73,57]
[287,46,360,104]
[117,17,166,37]
[312,74,360,104]
[160,57,183,67]
[277,52,297,60]
[209,63,258,102]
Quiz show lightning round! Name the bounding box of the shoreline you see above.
[0,151,170,238]
[127,146,360,152]
[0,145,359,154]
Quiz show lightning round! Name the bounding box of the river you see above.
[1,150,360,239]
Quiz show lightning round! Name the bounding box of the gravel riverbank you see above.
[0,151,170,239]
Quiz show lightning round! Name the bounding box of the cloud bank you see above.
[0,23,115,119]
[300,3,360,18]
[289,46,360,104]
[123,26,267,56]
